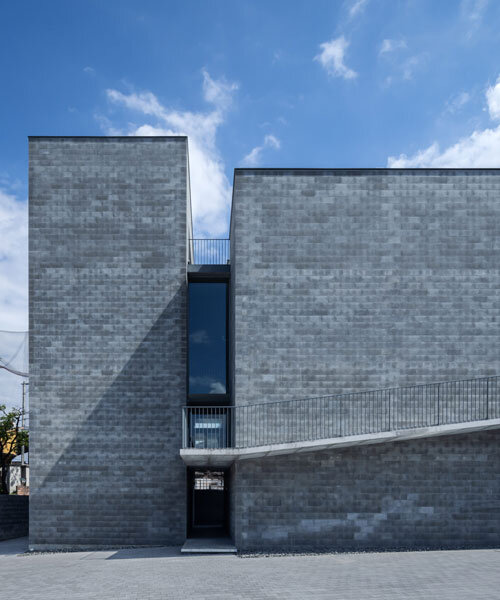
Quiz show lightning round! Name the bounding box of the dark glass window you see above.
[189,283,227,394]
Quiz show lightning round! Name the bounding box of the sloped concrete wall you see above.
[29,137,189,549]
[232,430,500,551]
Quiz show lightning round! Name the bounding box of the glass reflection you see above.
[189,282,227,394]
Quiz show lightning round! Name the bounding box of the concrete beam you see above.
[179,417,500,467]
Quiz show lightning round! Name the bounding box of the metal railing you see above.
[188,239,230,265]
[182,375,500,449]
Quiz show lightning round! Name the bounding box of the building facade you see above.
[29,138,500,551]
[29,137,189,549]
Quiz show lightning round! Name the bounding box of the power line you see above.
[0,364,29,378]
[0,330,29,377]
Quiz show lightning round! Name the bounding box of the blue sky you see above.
[1,0,500,405]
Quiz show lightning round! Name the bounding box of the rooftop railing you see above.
[182,375,500,449]
[188,239,230,265]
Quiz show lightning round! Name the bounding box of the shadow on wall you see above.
[31,286,187,548]
[0,496,29,542]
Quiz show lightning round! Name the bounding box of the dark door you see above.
[188,469,228,537]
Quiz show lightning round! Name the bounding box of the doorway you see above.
[187,469,229,538]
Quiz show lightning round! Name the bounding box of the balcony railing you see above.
[188,239,230,265]
[182,375,500,449]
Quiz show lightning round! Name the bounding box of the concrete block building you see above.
[29,137,500,552]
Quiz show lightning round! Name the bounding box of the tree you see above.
[0,405,29,494]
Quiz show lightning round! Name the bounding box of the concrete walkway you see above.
[181,417,500,466]
[1,537,500,599]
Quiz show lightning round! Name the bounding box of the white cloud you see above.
[104,70,238,237]
[379,39,427,85]
[83,66,95,75]
[388,77,500,167]
[0,190,28,331]
[461,0,489,38]
[94,114,122,135]
[210,381,226,394]
[265,134,281,149]
[188,375,226,394]
[0,188,28,409]
[401,55,426,81]
[383,54,427,85]
[314,36,357,80]
[200,70,237,111]
[444,91,471,115]
[379,38,407,55]
[241,134,281,167]
[486,77,500,120]
[190,329,209,345]
[348,0,369,18]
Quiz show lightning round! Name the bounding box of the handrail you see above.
[182,375,500,449]
[188,239,230,265]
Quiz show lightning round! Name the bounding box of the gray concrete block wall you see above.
[231,169,500,409]
[29,137,189,549]
[232,430,500,552]
[0,496,29,541]
[230,169,500,550]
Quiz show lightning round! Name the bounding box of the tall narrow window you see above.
[188,283,227,395]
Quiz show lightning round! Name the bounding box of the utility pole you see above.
[21,381,28,471]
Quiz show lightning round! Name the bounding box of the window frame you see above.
[187,278,230,403]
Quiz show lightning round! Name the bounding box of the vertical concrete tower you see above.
[29,137,190,549]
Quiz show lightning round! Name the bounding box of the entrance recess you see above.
[187,469,229,538]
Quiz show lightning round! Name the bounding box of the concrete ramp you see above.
[180,417,500,467]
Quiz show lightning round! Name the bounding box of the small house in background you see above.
[9,453,29,495]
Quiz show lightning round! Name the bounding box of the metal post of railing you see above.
[21,381,28,468]
[182,406,188,448]
[182,407,186,448]
[340,396,343,437]
[189,407,193,448]
[387,389,391,432]
[233,406,236,448]
[437,383,440,426]
[486,377,489,420]
[225,407,228,448]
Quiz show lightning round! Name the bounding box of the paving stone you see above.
[1,537,500,600]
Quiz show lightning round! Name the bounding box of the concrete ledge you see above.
[180,418,500,466]
[181,448,241,467]
[27,543,174,552]
[181,537,237,554]
[187,265,230,280]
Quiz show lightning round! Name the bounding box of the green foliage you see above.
[0,404,29,494]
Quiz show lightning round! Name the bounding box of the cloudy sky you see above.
[2,0,500,407]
